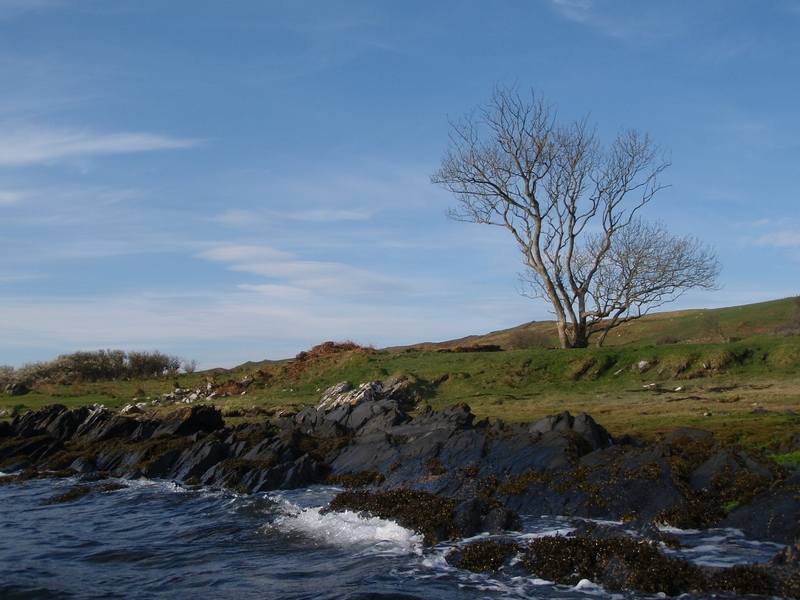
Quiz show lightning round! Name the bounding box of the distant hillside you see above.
[4,296,799,450]
[392,296,800,351]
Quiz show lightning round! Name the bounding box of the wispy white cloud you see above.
[755,230,800,248]
[0,0,58,18]
[0,273,42,283]
[0,184,142,226]
[199,244,292,263]
[0,288,534,368]
[0,189,24,204]
[0,126,198,167]
[1,235,201,267]
[550,0,594,24]
[288,208,373,222]
[198,243,408,297]
[548,0,681,41]
[212,207,374,227]
[237,283,311,302]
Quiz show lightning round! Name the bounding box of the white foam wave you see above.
[655,523,700,535]
[573,578,606,595]
[269,502,423,555]
[516,527,574,540]
[120,476,225,493]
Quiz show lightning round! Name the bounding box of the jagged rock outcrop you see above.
[1,391,797,552]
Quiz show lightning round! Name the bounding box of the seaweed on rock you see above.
[323,489,459,545]
[521,533,793,598]
[446,539,518,573]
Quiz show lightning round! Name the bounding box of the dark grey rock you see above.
[721,471,800,544]
[481,506,521,533]
[529,411,613,451]
[174,440,227,481]
[152,405,224,437]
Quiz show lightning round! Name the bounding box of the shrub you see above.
[507,327,555,349]
[767,345,800,370]
[14,349,186,385]
[0,365,15,388]
[127,351,181,378]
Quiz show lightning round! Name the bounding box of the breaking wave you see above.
[268,499,424,555]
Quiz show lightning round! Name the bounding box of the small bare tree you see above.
[432,88,720,348]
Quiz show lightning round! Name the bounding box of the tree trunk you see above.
[556,319,572,349]
[571,321,589,348]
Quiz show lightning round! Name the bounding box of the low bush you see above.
[8,349,185,386]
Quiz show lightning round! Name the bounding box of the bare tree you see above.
[432,88,720,348]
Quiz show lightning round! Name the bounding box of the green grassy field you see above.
[3,298,799,454]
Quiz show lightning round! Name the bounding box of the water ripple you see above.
[0,477,782,599]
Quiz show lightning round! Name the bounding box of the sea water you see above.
[0,476,783,599]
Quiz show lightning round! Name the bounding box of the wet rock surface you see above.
[445,539,517,572]
[44,481,126,505]
[520,533,788,597]
[1,389,798,597]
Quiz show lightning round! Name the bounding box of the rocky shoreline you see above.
[1,381,799,598]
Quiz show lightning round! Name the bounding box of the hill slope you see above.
[3,297,799,452]
[395,296,800,351]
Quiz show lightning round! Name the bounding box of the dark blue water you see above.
[0,474,783,599]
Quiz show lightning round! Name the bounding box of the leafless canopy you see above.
[432,88,720,348]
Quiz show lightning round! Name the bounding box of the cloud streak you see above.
[212,207,374,227]
[0,126,198,167]
[0,0,58,18]
[0,288,533,368]
[548,0,681,41]
[0,190,24,204]
[197,243,410,297]
[755,230,800,248]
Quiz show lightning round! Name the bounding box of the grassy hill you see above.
[397,296,800,351]
[2,297,799,454]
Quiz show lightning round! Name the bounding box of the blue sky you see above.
[1,0,799,368]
